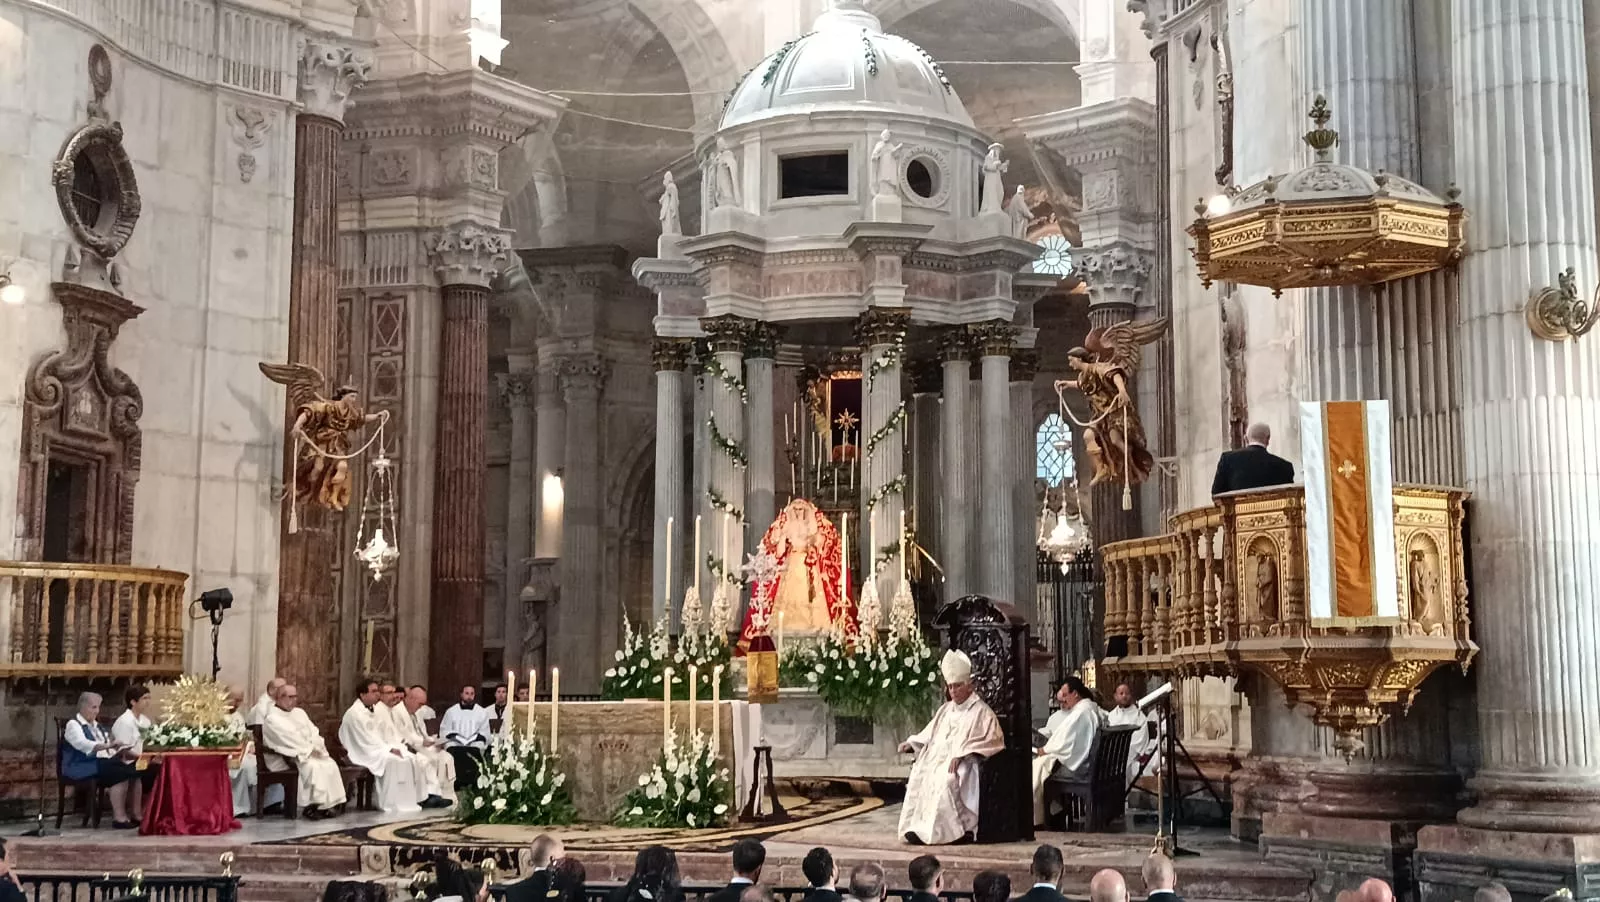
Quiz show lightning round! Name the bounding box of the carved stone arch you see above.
[625,0,740,131]
[607,419,657,630]
[871,0,1080,45]
[17,284,145,565]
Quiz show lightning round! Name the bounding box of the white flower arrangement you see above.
[779,629,940,723]
[603,612,732,701]
[614,725,732,829]
[141,720,246,751]
[456,730,576,825]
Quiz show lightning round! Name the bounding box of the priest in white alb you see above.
[379,682,454,807]
[339,680,439,813]
[897,650,1007,845]
[1106,681,1155,784]
[391,684,457,802]
[260,683,348,818]
[1031,676,1105,825]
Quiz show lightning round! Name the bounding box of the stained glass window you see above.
[1036,413,1074,484]
[1033,233,1074,276]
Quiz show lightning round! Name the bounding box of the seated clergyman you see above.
[261,683,348,819]
[390,684,457,801]
[339,679,450,812]
[896,650,1006,845]
[226,690,257,816]
[439,685,491,789]
[1031,676,1105,825]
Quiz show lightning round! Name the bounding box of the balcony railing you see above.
[0,562,189,679]
[1098,484,1477,755]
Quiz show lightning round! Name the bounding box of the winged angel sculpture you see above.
[1059,318,1169,500]
[260,362,388,516]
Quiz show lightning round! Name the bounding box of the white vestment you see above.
[386,701,455,801]
[1031,698,1105,825]
[261,706,348,809]
[1107,704,1153,784]
[898,694,1007,844]
[439,703,491,749]
[1039,708,1068,742]
[246,693,274,727]
[339,700,427,813]
[226,711,262,815]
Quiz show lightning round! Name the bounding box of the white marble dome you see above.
[721,0,974,131]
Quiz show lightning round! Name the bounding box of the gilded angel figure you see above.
[1059,317,1169,491]
[260,362,388,512]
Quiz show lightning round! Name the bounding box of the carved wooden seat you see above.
[1044,724,1138,832]
[250,723,300,818]
[54,717,115,829]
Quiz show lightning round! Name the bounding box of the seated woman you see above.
[62,691,140,828]
[609,846,683,902]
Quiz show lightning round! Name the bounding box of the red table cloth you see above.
[139,751,242,836]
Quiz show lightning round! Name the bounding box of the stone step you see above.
[10,837,361,879]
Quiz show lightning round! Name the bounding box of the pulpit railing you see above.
[1097,484,1477,755]
[0,561,189,679]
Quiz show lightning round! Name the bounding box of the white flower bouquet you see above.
[612,726,732,829]
[602,613,733,701]
[456,731,576,825]
[780,631,940,723]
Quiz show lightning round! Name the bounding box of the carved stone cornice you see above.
[1010,349,1040,382]
[430,221,512,289]
[854,307,911,348]
[651,337,696,372]
[497,372,535,409]
[744,322,782,359]
[701,314,755,354]
[938,327,974,363]
[298,36,373,123]
[968,320,1019,358]
[339,69,567,147]
[1078,242,1155,309]
[556,353,607,400]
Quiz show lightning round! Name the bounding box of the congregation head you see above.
[551,857,587,902]
[1060,676,1091,706]
[628,844,680,895]
[939,650,974,702]
[459,685,477,705]
[356,679,380,703]
[801,847,835,888]
[277,684,300,710]
[494,684,508,705]
[972,871,1010,902]
[1474,884,1512,902]
[848,863,885,902]
[1031,844,1064,885]
[740,888,775,902]
[406,685,427,711]
[1246,422,1272,446]
[1358,879,1394,902]
[907,855,942,893]
[529,833,564,869]
[380,682,399,704]
[730,838,766,879]
[1141,853,1175,893]
[266,676,286,698]
[1088,868,1128,902]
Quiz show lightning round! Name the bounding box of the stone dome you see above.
[720,0,974,131]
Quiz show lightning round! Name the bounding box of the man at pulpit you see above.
[739,498,852,651]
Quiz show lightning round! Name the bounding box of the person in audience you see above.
[1474,884,1512,902]
[610,845,683,902]
[505,834,565,902]
[340,679,449,812]
[551,858,586,902]
[248,677,286,726]
[225,690,259,816]
[111,684,155,809]
[0,839,23,902]
[1141,852,1181,902]
[1020,845,1066,902]
[63,691,140,828]
[431,859,489,902]
[740,889,775,902]
[708,839,766,902]
[1089,869,1129,902]
[845,863,884,902]
[801,847,840,902]
[1032,676,1106,825]
[971,871,1010,902]
[515,686,530,703]
[1358,879,1394,902]
[1210,422,1294,495]
[440,685,491,789]
[907,855,942,902]
[1108,682,1156,784]
[391,685,457,803]
[261,683,348,818]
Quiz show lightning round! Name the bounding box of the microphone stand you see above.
[209,608,225,681]
[23,675,59,836]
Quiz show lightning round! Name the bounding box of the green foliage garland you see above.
[613,727,732,829]
[457,732,577,825]
[707,415,749,469]
[863,405,908,459]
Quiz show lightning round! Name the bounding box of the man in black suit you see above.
[845,864,884,902]
[800,848,840,902]
[972,871,1011,902]
[906,856,942,902]
[504,834,564,902]
[1141,853,1183,902]
[707,839,765,902]
[1211,422,1295,495]
[1019,846,1067,902]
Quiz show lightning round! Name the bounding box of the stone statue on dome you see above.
[871,129,903,197]
[738,498,855,653]
[712,137,741,209]
[979,143,1009,214]
[1008,185,1033,238]
[658,171,681,236]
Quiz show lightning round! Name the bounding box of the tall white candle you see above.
[527,670,538,739]
[840,513,849,600]
[870,519,878,576]
[689,664,699,735]
[693,516,702,597]
[664,516,674,614]
[712,665,723,756]
[663,667,674,749]
[506,670,516,732]
[899,509,908,584]
[550,667,560,751]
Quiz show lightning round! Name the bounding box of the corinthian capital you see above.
[298,37,373,123]
[430,221,513,289]
[1077,242,1154,309]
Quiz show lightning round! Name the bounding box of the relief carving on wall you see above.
[1210,20,1234,187]
[228,105,270,184]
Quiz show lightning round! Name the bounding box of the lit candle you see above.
[362,621,374,673]
[712,664,723,756]
[664,516,674,614]
[550,667,560,751]
[899,509,909,585]
[506,669,516,731]
[693,515,702,597]
[870,519,878,578]
[689,664,699,736]
[840,513,849,601]
[527,670,538,738]
[663,667,674,749]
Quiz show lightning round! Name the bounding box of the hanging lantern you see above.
[354,443,401,580]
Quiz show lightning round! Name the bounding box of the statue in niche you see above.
[658,171,681,236]
[1008,185,1033,238]
[521,561,557,674]
[738,498,853,652]
[1219,286,1247,449]
[1061,318,1168,490]
[1211,22,1234,186]
[1409,549,1445,636]
[979,143,1009,214]
[259,362,388,512]
[1255,550,1279,622]
[711,137,741,209]
[870,129,903,197]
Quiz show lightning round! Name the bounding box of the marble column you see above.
[1450,0,1600,833]
[1152,39,1177,518]
[939,331,973,601]
[651,339,693,624]
[557,354,606,691]
[701,317,748,608]
[691,348,712,603]
[858,309,910,598]
[274,37,368,722]
[532,361,564,560]
[909,359,942,609]
[1011,350,1039,622]
[744,324,780,559]
[499,368,535,672]
[974,321,1017,602]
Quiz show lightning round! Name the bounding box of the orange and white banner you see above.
[1300,401,1398,625]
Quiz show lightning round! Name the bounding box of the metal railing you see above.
[18,874,239,902]
[488,887,985,902]
[0,561,189,679]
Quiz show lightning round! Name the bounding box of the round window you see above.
[906,158,939,199]
[53,122,141,259]
[1033,233,1074,276]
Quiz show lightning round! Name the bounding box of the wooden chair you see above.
[250,724,300,818]
[328,737,375,810]
[1044,724,1138,832]
[54,718,111,829]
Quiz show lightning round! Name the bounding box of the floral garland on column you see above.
[703,352,748,590]
[864,343,908,577]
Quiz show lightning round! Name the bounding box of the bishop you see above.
[896,650,1006,844]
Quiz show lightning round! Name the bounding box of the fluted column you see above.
[652,339,692,624]
[1011,350,1039,622]
[274,37,369,723]
[940,331,973,600]
[909,359,942,609]
[701,317,749,605]
[744,325,780,562]
[692,349,711,599]
[974,322,1017,601]
[427,222,510,697]
[499,368,535,671]
[856,309,909,598]
[1452,0,1600,833]
[558,354,606,691]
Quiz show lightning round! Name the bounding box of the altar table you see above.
[138,751,242,836]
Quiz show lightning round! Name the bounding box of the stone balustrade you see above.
[0,562,189,679]
[1099,484,1477,755]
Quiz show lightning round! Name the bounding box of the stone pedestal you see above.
[758,689,912,780]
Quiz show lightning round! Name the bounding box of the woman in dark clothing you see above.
[609,846,684,902]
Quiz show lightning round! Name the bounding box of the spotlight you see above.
[199,587,234,614]
[1206,194,1233,217]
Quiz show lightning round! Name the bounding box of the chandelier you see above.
[354,441,401,580]
[1037,399,1092,570]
